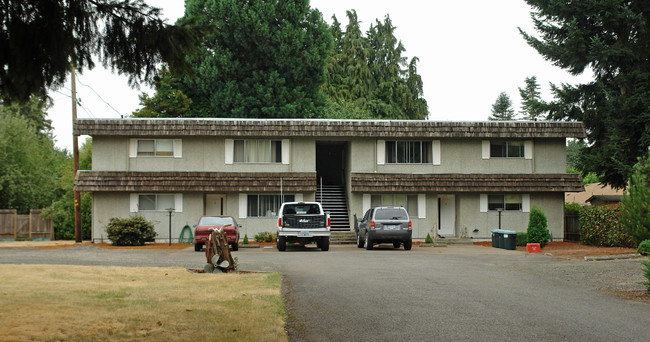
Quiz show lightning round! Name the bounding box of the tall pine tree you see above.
[520,0,650,188]
[518,76,545,121]
[489,92,516,120]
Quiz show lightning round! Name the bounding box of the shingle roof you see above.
[351,173,584,192]
[74,118,586,138]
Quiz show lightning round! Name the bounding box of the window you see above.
[138,194,175,211]
[137,139,174,157]
[385,141,432,164]
[490,141,524,158]
[487,194,522,211]
[370,194,419,217]
[234,140,282,163]
[247,194,295,217]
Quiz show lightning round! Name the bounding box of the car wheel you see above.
[365,233,373,250]
[320,236,330,251]
[194,243,202,252]
[357,234,365,248]
[404,239,412,250]
[231,241,239,251]
[393,242,401,249]
[277,236,286,251]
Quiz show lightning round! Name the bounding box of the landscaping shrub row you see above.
[579,205,635,247]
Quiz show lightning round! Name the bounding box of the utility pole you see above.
[71,67,82,243]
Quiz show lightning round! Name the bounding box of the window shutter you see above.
[432,140,441,165]
[482,140,490,160]
[239,193,247,218]
[377,140,385,165]
[479,194,488,212]
[129,139,137,158]
[130,194,139,212]
[418,194,426,219]
[522,194,530,212]
[174,194,183,213]
[173,139,182,158]
[524,140,533,160]
[282,139,290,165]
[225,139,234,164]
[363,194,371,213]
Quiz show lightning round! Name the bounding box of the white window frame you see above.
[242,194,296,218]
[368,193,422,218]
[231,139,284,164]
[129,138,182,158]
[130,193,183,212]
[384,140,434,164]
[482,140,532,159]
[479,193,529,213]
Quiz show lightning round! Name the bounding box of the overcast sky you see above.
[48,0,592,151]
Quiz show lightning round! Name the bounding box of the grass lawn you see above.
[0,264,286,341]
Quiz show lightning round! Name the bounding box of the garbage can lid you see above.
[501,230,517,234]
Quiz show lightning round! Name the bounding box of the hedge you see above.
[579,205,635,247]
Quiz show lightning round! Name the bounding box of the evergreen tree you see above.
[620,151,650,246]
[0,0,201,103]
[132,67,192,118]
[518,76,545,121]
[489,92,516,120]
[178,0,332,118]
[520,0,650,189]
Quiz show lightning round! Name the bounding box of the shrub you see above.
[105,216,157,246]
[642,258,650,291]
[638,240,650,256]
[254,232,275,243]
[425,233,434,244]
[516,232,528,246]
[579,205,635,247]
[242,234,250,244]
[565,202,581,214]
[620,151,650,246]
[527,206,550,247]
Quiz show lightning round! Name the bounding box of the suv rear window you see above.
[283,204,320,215]
[374,208,408,220]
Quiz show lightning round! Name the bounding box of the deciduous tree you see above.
[620,151,650,246]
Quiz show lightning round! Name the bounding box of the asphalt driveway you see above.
[1,244,649,341]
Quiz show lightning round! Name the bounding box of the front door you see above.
[438,195,455,236]
[206,194,226,215]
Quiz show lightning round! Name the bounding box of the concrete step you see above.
[431,237,474,245]
[330,231,356,244]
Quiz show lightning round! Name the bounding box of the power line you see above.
[75,77,123,116]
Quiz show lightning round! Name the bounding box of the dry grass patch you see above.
[0,265,286,341]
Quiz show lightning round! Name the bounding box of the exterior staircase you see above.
[330,231,356,244]
[317,185,350,231]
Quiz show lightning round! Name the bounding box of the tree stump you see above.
[205,225,235,273]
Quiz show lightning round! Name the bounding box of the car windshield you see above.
[374,208,408,220]
[283,204,320,215]
[198,216,234,226]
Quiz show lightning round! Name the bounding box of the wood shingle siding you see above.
[74,171,316,192]
[74,119,586,138]
[350,173,584,193]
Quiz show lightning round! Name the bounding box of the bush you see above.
[620,151,650,246]
[565,202,581,214]
[242,234,250,244]
[527,206,550,247]
[105,216,157,246]
[254,231,275,243]
[516,232,528,247]
[425,233,434,244]
[638,240,650,256]
[579,205,635,247]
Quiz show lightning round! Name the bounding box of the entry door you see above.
[206,194,226,215]
[438,195,455,236]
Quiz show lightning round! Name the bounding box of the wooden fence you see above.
[0,209,54,240]
[564,213,580,242]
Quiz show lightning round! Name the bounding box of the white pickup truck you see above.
[276,202,330,251]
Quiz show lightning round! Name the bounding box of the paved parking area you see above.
[1,244,649,341]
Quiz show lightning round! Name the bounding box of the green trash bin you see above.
[502,230,517,250]
[491,229,500,248]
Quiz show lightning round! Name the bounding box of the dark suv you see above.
[355,206,412,250]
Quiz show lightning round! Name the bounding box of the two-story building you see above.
[74,118,585,243]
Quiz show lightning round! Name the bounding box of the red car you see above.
[194,216,240,252]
